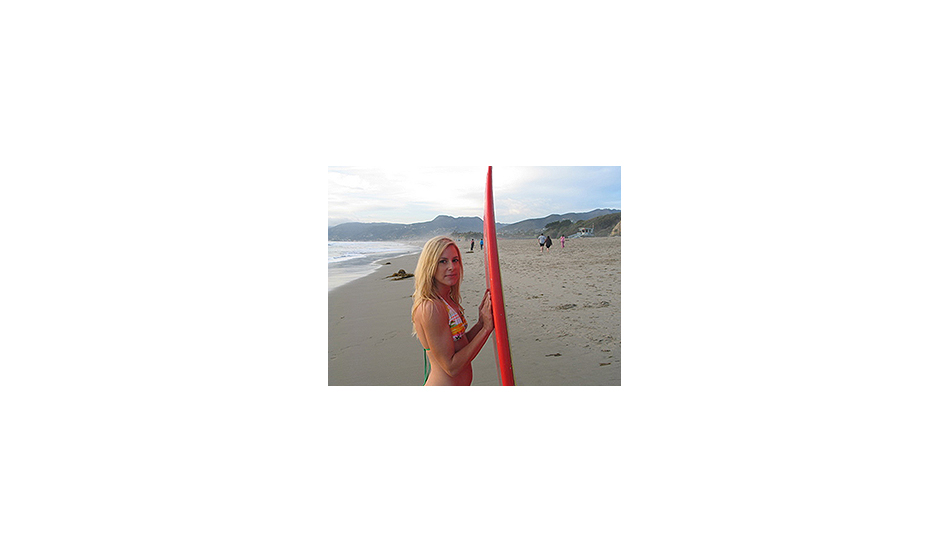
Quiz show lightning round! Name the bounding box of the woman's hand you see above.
[479,289,494,333]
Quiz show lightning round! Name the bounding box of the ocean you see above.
[328,241,421,291]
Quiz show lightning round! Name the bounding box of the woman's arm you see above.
[417,295,493,378]
[464,289,492,342]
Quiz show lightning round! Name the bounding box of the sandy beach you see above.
[328,237,621,385]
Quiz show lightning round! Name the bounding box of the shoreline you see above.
[328,237,621,386]
[328,242,422,292]
[328,250,423,294]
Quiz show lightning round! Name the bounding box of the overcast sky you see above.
[328,166,621,227]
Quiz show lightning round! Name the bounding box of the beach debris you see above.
[546,353,562,357]
[385,269,414,280]
[600,362,611,366]
[555,303,577,310]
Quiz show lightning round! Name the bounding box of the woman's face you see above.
[434,245,462,289]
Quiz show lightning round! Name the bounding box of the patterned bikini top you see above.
[439,296,467,341]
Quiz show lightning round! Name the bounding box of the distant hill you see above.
[328,215,483,241]
[328,209,620,241]
[497,209,620,237]
[542,212,621,238]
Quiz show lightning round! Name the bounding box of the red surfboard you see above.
[484,166,515,385]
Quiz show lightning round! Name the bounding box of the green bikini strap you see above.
[423,348,431,385]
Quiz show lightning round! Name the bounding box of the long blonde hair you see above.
[411,236,463,335]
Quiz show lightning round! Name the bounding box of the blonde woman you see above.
[411,236,493,385]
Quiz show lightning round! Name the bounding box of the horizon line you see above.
[328,207,621,228]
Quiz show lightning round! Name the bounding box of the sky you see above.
[327,166,621,227]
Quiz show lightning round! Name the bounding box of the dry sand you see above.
[328,237,621,385]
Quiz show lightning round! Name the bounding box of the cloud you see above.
[329,167,484,223]
[327,166,620,226]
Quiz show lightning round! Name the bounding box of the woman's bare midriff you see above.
[423,334,473,386]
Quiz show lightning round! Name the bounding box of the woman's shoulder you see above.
[415,297,446,318]
[415,300,449,332]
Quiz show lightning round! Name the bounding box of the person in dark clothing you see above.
[544,235,552,250]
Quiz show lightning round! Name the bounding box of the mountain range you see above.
[328,209,620,241]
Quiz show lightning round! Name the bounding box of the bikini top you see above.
[439,296,467,341]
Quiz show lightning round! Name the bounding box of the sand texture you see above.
[328,237,621,385]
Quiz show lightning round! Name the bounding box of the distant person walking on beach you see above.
[470,239,475,251]
[545,235,552,251]
[479,238,484,250]
[411,236,494,386]
[560,235,565,248]
[539,234,546,252]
